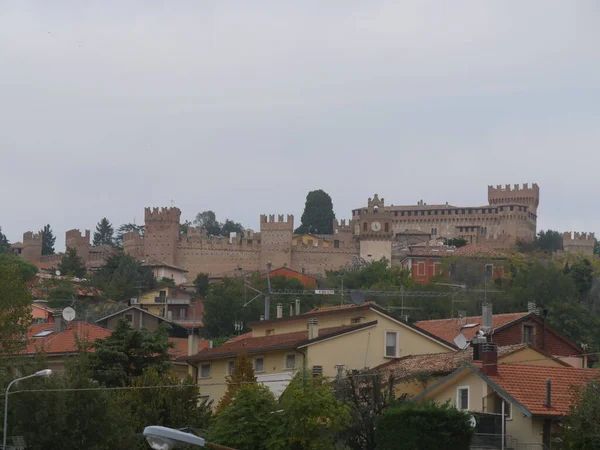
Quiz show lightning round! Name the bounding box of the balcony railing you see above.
[172,317,204,325]
[153,296,190,305]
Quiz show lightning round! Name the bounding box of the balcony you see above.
[153,296,190,305]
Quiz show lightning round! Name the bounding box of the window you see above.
[199,394,210,403]
[363,222,367,231]
[457,386,469,410]
[312,365,323,377]
[227,360,235,375]
[254,357,264,373]
[417,262,425,276]
[401,211,405,216]
[334,240,340,248]
[179,308,186,319]
[510,206,514,211]
[384,223,389,232]
[285,354,296,370]
[199,363,211,379]
[385,331,398,358]
[431,227,437,236]
[523,324,535,345]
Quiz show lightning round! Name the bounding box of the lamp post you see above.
[143,426,236,449]
[3,369,52,450]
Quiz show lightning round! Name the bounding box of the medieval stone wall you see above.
[563,232,595,256]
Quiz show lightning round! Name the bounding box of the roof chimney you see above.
[481,343,498,376]
[260,315,265,321]
[546,378,552,409]
[277,303,283,319]
[188,331,199,356]
[471,336,487,361]
[53,311,64,333]
[308,318,319,340]
[289,303,294,317]
[295,298,300,316]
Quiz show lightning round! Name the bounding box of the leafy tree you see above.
[93,252,155,300]
[114,223,144,248]
[0,264,33,355]
[375,401,473,450]
[156,276,176,288]
[595,238,599,256]
[0,225,10,253]
[47,279,77,308]
[194,210,222,236]
[0,253,38,282]
[546,302,600,351]
[564,258,595,301]
[268,370,351,450]
[179,219,192,236]
[194,273,210,297]
[447,237,468,248]
[93,217,115,247]
[40,224,56,255]
[91,319,173,387]
[295,189,336,235]
[564,377,600,449]
[534,229,563,254]
[221,219,244,237]
[217,351,257,412]
[58,248,87,278]
[208,384,280,450]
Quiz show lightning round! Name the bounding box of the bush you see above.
[375,401,473,450]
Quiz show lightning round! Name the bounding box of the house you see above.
[185,302,456,406]
[31,302,55,324]
[372,343,570,398]
[143,256,189,285]
[95,306,191,338]
[261,266,318,289]
[133,286,201,325]
[415,343,600,449]
[416,310,587,368]
[401,244,509,284]
[168,336,211,380]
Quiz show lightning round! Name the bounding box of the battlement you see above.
[23,231,42,243]
[488,183,540,212]
[333,219,353,234]
[65,229,91,243]
[260,214,294,230]
[180,234,261,250]
[144,207,182,223]
[123,230,143,242]
[563,231,595,242]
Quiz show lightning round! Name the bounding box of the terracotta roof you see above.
[406,247,458,257]
[452,244,510,258]
[23,322,111,355]
[168,337,210,358]
[415,312,530,344]
[301,302,375,314]
[225,332,252,343]
[262,266,318,281]
[143,256,188,272]
[186,321,377,362]
[485,364,600,416]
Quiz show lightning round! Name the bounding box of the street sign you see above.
[315,289,335,295]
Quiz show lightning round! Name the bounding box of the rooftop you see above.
[23,322,111,355]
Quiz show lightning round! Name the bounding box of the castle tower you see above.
[21,231,42,262]
[259,214,294,269]
[563,232,595,256]
[66,229,91,262]
[123,231,145,259]
[357,194,393,263]
[488,183,540,214]
[144,207,181,266]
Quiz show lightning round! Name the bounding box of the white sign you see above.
[315,289,335,295]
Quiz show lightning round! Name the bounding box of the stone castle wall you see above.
[563,232,595,256]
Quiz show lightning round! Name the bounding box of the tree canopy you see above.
[58,248,87,278]
[0,263,33,355]
[194,210,244,237]
[93,217,115,247]
[114,223,144,248]
[534,229,563,253]
[0,225,10,253]
[93,252,155,300]
[40,224,56,255]
[564,377,600,449]
[0,253,38,282]
[194,273,210,297]
[217,351,257,413]
[295,189,336,235]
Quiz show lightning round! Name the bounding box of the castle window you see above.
[421,211,425,216]
[334,240,340,248]
[394,211,398,216]
[482,209,485,214]
[427,211,431,216]
[500,207,504,212]
[407,211,411,216]
[441,210,445,215]
[468,209,473,214]
[384,223,389,232]
[363,222,367,231]
[461,209,466,215]
[434,210,438,215]
[401,211,405,216]
[510,206,514,211]
[431,228,437,236]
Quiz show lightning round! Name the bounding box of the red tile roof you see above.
[23,322,111,355]
[225,332,252,344]
[187,322,377,362]
[415,313,530,344]
[486,364,600,416]
[301,302,374,314]
[452,245,510,258]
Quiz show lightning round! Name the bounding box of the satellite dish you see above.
[62,307,76,322]
[55,270,61,276]
[453,333,468,350]
[467,414,477,429]
[350,290,366,306]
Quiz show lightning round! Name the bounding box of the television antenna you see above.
[62,307,76,323]
[453,332,469,350]
[55,270,61,277]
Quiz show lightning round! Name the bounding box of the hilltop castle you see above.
[12,183,595,279]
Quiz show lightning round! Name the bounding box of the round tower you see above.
[144,207,181,266]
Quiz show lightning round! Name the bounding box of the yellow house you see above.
[185,303,455,405]
[415,344,600,449]
[135,286,193,320]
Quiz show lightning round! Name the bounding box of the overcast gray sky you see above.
[2,1,599,250]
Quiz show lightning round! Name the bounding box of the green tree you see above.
[58,247,87,278]
[295,189,336,235]
[0,253,38,282]
[93,252,155,300]
[217,351,257,413]
[40,224,56,255]
[221,219,245,237]
[0,225,9,253]
[114,223,144,248]
[0,264,33,355]
[375,401,473,450]
[564,377,600,449]
[534,229,563,254]
[179,219,192,236]
[91,319,173,387]
[595,238,599,255]
[564,258,595,301]
[268,370,351,450]
[194,273,210,297]
[208,384,280,450]
[47,279,77,308]
[194,210,222,236]
[93,217,115,246]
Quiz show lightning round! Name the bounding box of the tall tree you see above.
[0,225,10,254]
[295,189,336,235]
[595,238,599,256]
[0,253,38,282]
[114,223,144,248]
[217,351,257,413]
[194,273,210,297]
[93,217,115,247]
[534,229,563,254]
[0,264,33,355]
[40,224,56,255]
[93,252,155,300]
[564,377,600,449]
[221,219,245,237]
[58,248,87,278]
[91,319,173,387]
[194,210,222,236]
[179,219,192,236]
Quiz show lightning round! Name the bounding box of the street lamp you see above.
[143,426,236,449]
[3,369,52,450]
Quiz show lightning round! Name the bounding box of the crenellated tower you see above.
[66,229,91,261]
[488,183,540,214]
[21,232,42,262]
[563,232,595,256]
[144,207,181,266]
[259,214,294,269]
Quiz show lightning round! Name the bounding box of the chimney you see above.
[53,311,64,333]
[260,315,265,321]
[308,318,319,340]
[481,343,498,376]
[277,303,283,319]
[527,302,537,314]
[295,298,300,316]
[289,303,294,317]
[546,378,552,409]
[471,336,487,361]
[188,331,200,356]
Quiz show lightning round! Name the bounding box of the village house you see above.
[132,286,203,326]
[260,266,319,289]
